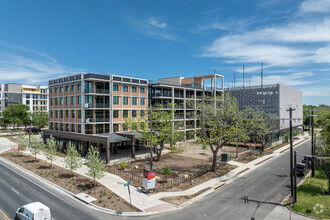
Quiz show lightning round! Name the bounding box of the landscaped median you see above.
[0,150,141,212]
[288,169,330,219]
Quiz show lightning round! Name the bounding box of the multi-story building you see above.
[225,84,303,142]
[149,74,224,140]
[0,83,48,117]
[47,73,148,135]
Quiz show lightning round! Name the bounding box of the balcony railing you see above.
[96,89,110,94]
[95,103,110,108]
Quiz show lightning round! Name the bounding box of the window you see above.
[132,86,137,93]
[55,98,58,105]
[123,123,128,131]
[26,100,30,105]
[26,94,30,99]
[78,95,81,104]
[113,96,119,105]
[140,87,145,93]
[66,86,69,92]
[55,110,58,118]
[78,110,81,119]
[123,110,128,118]
[78,124,81,133]
[123,85,128,92]
[72,85,76,91]
[123,97,128,105]
[140,110,145,117]
[51,88,54,94]
[51,111,53,118]
[61,87,64,93]
[66,110,69,118]
[132,97,137,105]
[72,124,76,132]
[140,98,145,105]
[85,82,92,93]
[85,96,92,105]
[132,110,137,118]
[61,97,64,105]
[71,96,75,105]
[66,97,69,105]
[78,82,81,90]
[56,88,59,93]
[113,83,119,91]
[66,124,69,131]
[71,110,75,119]
[113,110,119,118]
[113,124,119,132]
[60,110,63,118]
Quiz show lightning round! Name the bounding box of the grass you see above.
[290,169,330,219]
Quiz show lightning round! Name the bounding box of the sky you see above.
[0,0,329,105]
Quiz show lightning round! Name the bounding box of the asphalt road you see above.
[0,139,312,220]
[146,139,312,220]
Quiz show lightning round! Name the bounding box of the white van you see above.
[16,202,51,220]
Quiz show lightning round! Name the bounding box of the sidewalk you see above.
[264,205,314,220]
[13,133,310,215]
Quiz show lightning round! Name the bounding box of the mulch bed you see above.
[107,153,236,192]
[1,150,141,212]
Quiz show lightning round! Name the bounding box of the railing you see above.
[95,103,110,108]
[96,89,110,94]
[95,117,110,122]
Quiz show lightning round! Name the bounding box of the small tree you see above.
[44,135,57,168]
[29,135,43,161]
[161,164,172,180]
[86,146,106,189]
[32,112,49,130]
[64,142,82,173]
[17,132,28,154]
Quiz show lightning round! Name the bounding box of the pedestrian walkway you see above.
[264,205,314,220]
[150,134,310,200]
[22,149,175,213]
[0,137,16,153]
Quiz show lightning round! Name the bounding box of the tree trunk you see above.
[211,149,220,172]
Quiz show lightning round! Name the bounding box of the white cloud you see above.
[303,86,330,96]
[299,0,330,14]
[147,17,167,28]
[0,43,82,84]
[312,44,330,63]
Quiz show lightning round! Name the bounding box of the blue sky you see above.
[0,0,329,105]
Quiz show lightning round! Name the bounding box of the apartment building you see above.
[47,73,148,135]
[0,83,48,117]
[150,74,224,140]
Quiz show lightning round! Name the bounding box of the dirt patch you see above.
[107,153,236,192]
[160,187,212,206]
[1,150,140,212]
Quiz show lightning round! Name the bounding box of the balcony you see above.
[84,89,110,94]
[95,103,110,108]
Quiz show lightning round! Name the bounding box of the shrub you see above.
[98,199,103,203]
[120,161,127,170]
[161,164,172,179]
[108,195,112,199]
[169,145,177,152]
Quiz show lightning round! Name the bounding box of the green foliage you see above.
[64,142,82,173]
[17,132,28,152]
[44,135,57,168]
[283,132,290,143]
[2,104,30,128]
[120,161,127,170]
[29,135,43,161]
[169,145,177,152]
[161,164,172,178]
[86,146,106,189]
[32,112,48,129]
[201,142,208,151]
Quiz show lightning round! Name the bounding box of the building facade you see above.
[0,83,48,117]
[48,73,148,135]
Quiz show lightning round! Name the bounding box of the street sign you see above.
[124,182,133,211]
[124,182,132,187]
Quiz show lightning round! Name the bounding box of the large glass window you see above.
[123,110,128,118]
[26,94,30,99]
[78,95,81,104]
[78,110,81,119]
[66,86,69,92]
[71,96,75,105]
[132,110,137,118]
[66,97,69,105]
[132,86,137,93]
[85,82,93,93]
[123,85,128,92]
[55,98,58,105]
[72,85,76,91]
[140,98,145,105]
[61,87,64,93]
[66,110,69,118]
[113,110,119,118]
[113,124,119,132]
[113,83,119,91]
[61,97,64,105]
[78,82,81,90]
[113,96,119,105]
[123,97,128,105]
[140,87,145,93]
[132,97,137,105]
[71,110,75,119]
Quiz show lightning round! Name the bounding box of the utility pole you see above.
[287,107,295,199]
[294,151,297,203]
[243,65,245,88]
[149,107,153,170]
[309,108,311,134]
[234,74,236,88]
[311,106,315,177]
[261,62,263,89]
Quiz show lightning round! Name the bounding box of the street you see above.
[0,139,311,220]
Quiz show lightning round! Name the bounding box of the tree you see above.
[44,135,57,168]
[125,104,177,161]
[29,135,43,161]
[17,132,28,154]
[86,146,106,189]
[2,104,30,129]
[64,142,82,173]
[32,112,48,130]
[192,94,249,172]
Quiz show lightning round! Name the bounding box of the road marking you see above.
[11,187,20,195]
[0,208,10,220]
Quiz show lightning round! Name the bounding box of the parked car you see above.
[25,127,41,133]
[296,163,307,177]
[16,202,51,220]
[302,156,312,168]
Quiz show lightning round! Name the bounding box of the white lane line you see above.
[11,187,20,195]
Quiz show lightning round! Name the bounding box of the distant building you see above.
[0,83,48,117]
[225,84,303,134]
